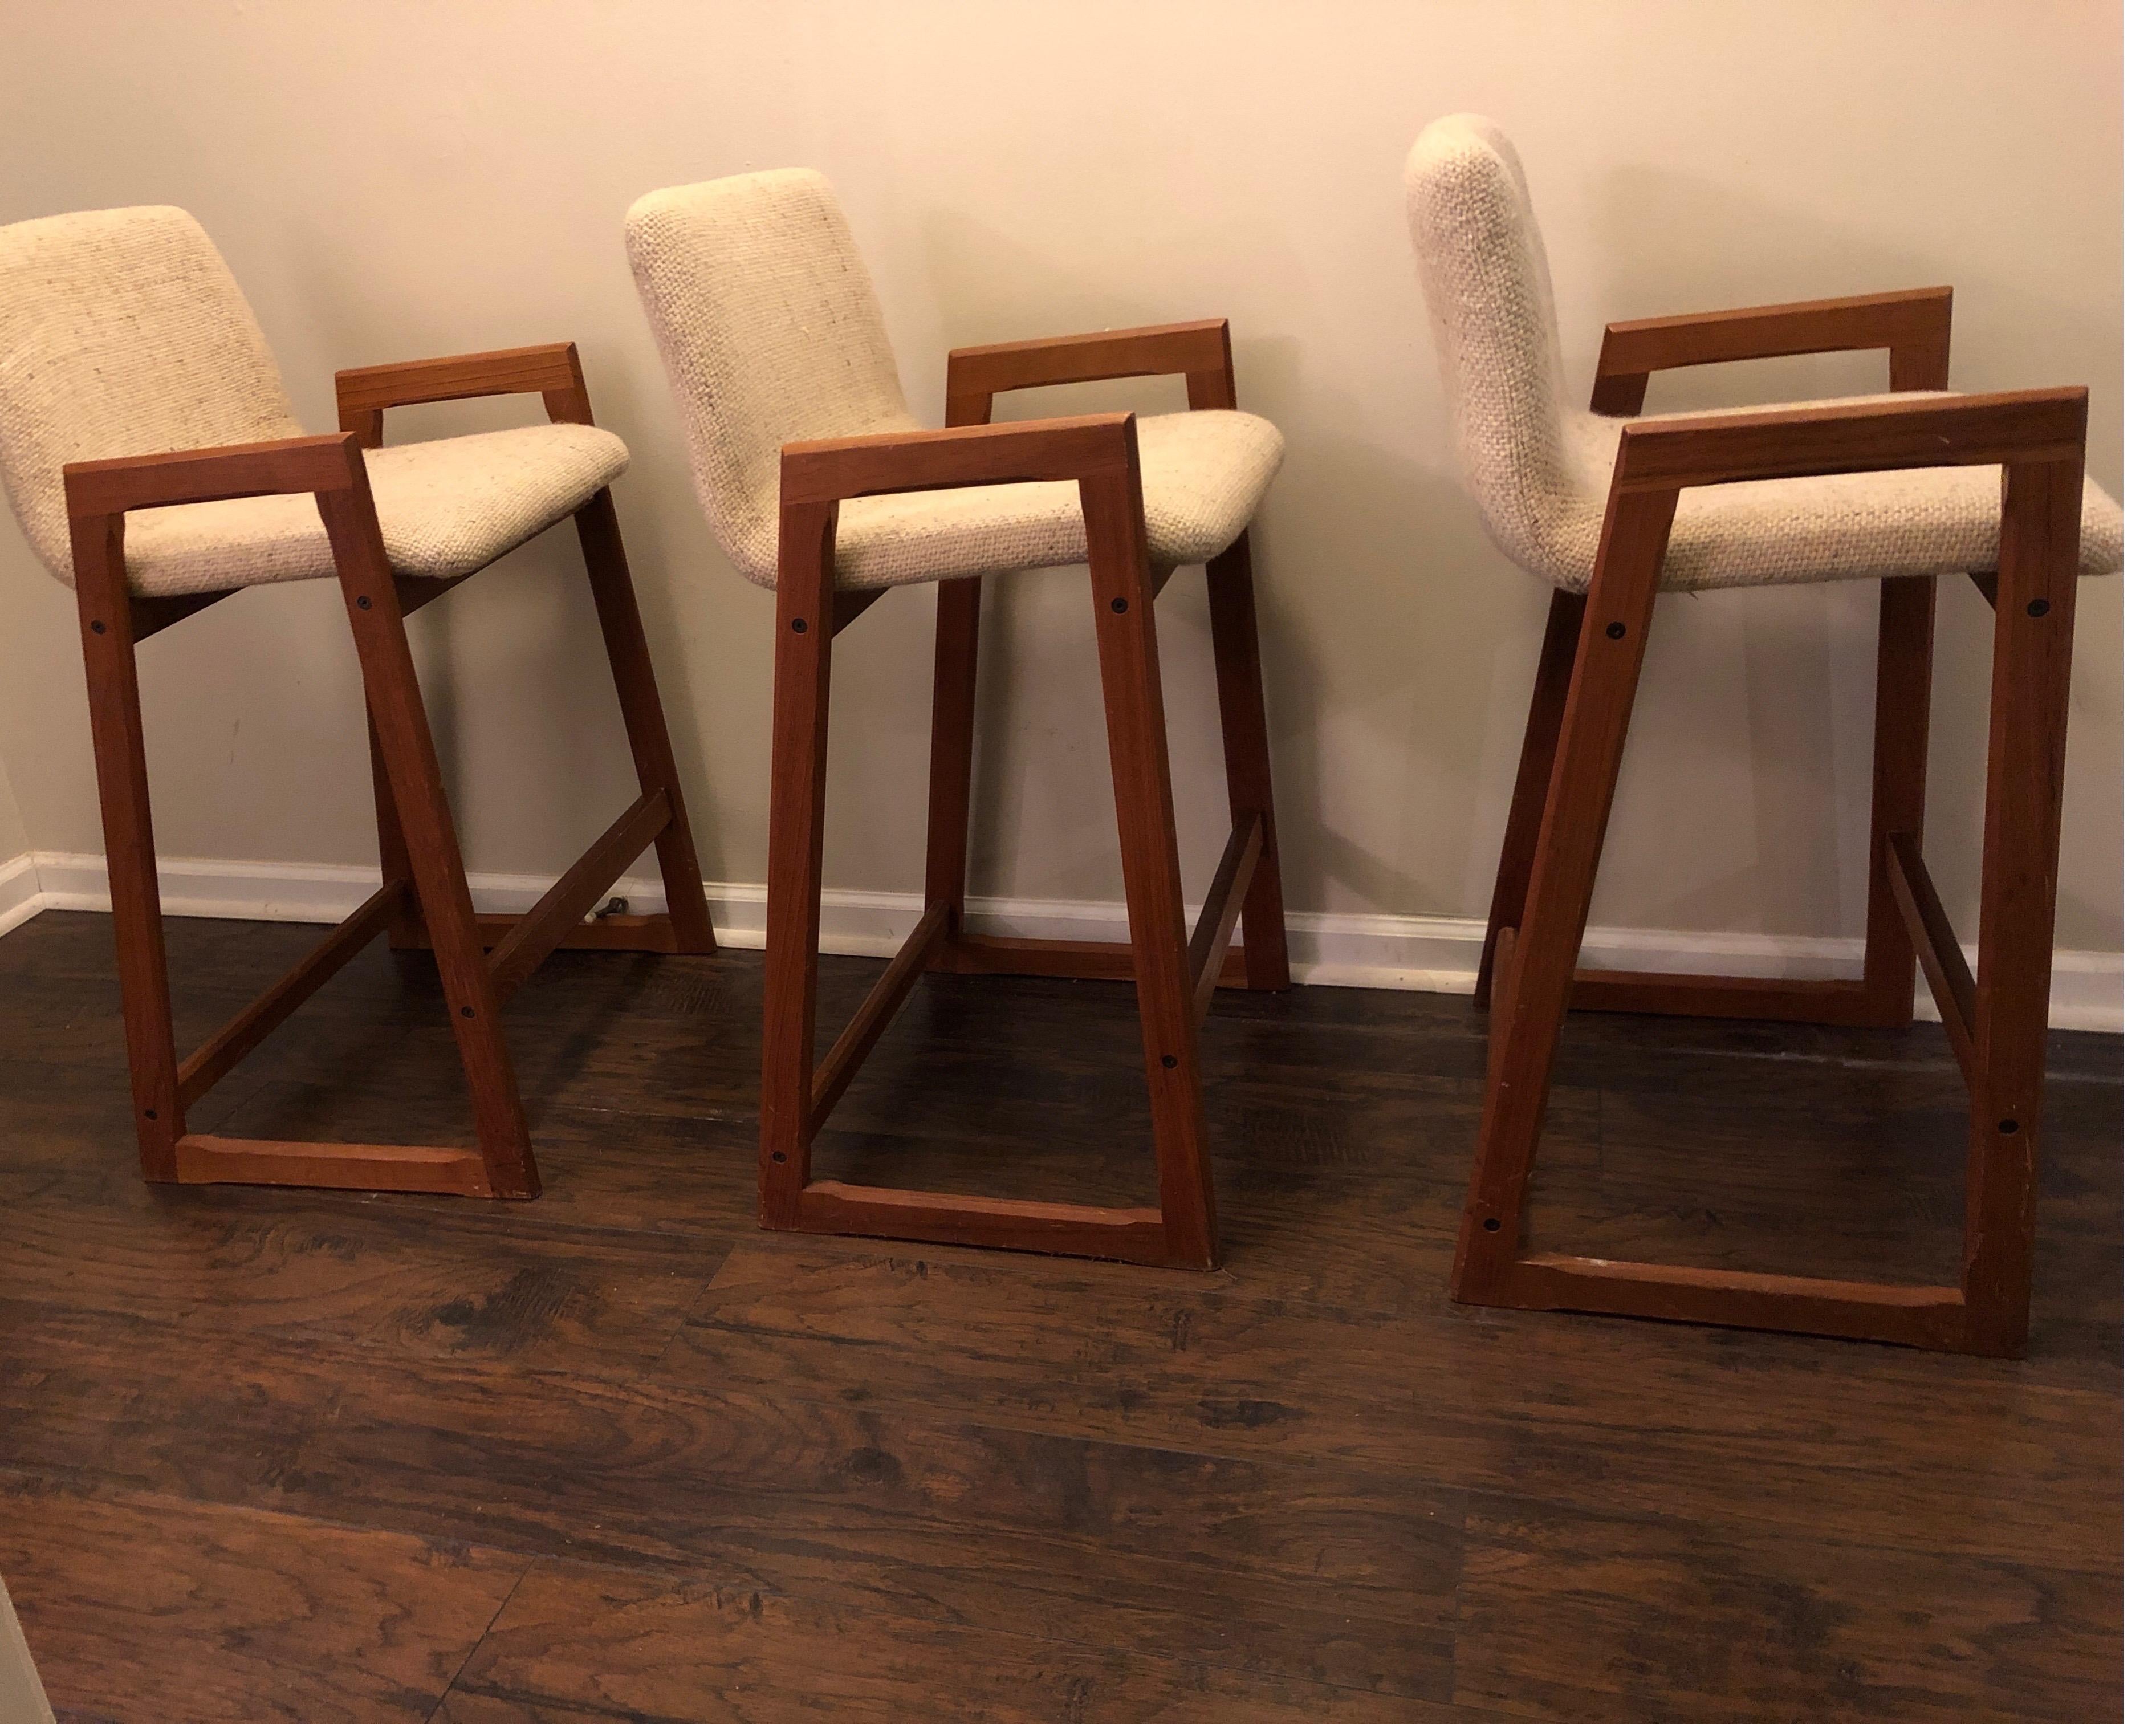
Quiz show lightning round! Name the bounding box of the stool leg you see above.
[367,712,430,948]
[1476,587,1587,1007]
[70,515,182,1180]
[1961,457,2082,1356]
[1855,575,1937,1026]
[1454,490,1676,1302]
[317,487,539,1198]
[1204,531,1290,991]
[759,499,840,1231]
[573,490,717,954]
[1080,452,1217,1270]
[924,577,982,936]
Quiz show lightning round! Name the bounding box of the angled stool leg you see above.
[367,713,431,949]
[1476,587,1587,1007]
[369,495,714,961]
[1960,457,2082,1357]
[1854,575,1938,1026]
[1081,449,1217,1269]
[573,489,718,955]
[316,484,540,1198]
[69,515,182,1180]
[924,577,983,936]
[758,498,840,1231]
[1204,531,1290,992]
[1454,490,1676,1302]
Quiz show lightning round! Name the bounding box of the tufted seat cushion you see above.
[117,422,628,597]
[825,409,1281,591]
[1541,397,2126,594]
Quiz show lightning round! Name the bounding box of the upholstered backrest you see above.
[1404,116,1586,575]
[626,169,917,585]
[0,206,300,585]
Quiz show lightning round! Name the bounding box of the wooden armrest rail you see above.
[1593,286,1953,414]
[335,342,593,446]
[63,433,362,519]
[946,318,1236,423]
[1612,387,2086,493]
[780,412,1137,505]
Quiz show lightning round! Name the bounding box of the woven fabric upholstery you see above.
[1405,116,2124,593]
[0,204,625,596]
[0,205,300,583]
[121,425,629,597]
[829,410,1279,591]
[627,169,1282,591]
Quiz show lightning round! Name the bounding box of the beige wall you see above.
[0,1,2122,949]
[0,759,26,864]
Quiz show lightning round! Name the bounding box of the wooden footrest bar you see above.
[176,881,406,1109]
[172,1133,497,1197]
[1188,813,1262,1020]
[466,912,687,953]
[797,1178,1171,1262]
[1568,969,1874,1024]
[1885,831,1978,1090]
[935,933,1250,989]
[1507,1252,1968,1350]
[486,787,673,999]
[809,904,949,1132]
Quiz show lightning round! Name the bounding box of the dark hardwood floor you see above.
[0,908,2121,1721]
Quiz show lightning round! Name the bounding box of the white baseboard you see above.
[8,848,2122,1032]
[0,852,42,941]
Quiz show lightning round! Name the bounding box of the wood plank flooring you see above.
[0,910,2121,1720]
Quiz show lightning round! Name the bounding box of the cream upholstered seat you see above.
[1405,116,2124,593]
[625,168,1283,591]
[627,165,1292,1271]
[0,201,717,1205]
[115,426,628,597]
[0,205,627,597]
[1415,114,2116,1356]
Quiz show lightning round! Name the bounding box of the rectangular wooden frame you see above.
[756,320,1289,1270]
[1458,287,2088,1356]
[64,343,715,1201]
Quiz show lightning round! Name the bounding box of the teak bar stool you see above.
[1405,118,2123,1355]
[0,206,714,1199]
[628,169,1289,1269]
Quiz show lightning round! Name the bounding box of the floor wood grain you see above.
[0,910,2121,1721]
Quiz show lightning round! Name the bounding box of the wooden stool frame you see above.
[758,320,1289,1270]
[63,343,715,1201]
[1454,286,2089,1355]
